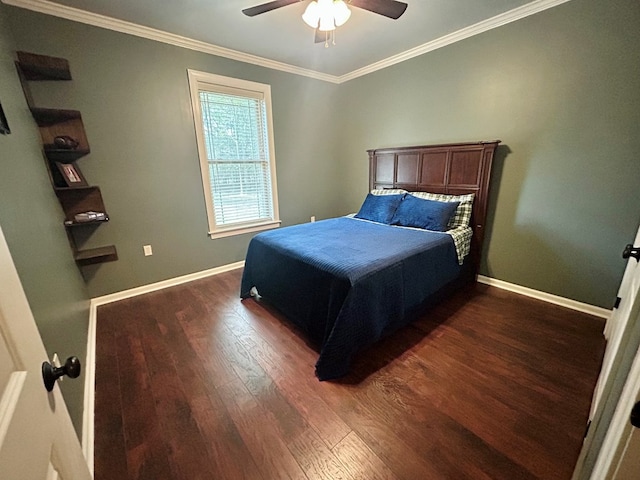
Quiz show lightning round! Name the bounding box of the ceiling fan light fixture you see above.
[302,0,350,30]
[333,0,351,27]
[302,1,320,28]
[318,12,336,32]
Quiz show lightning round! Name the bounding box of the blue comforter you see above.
[240,217,462,380]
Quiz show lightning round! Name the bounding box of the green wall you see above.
[0,3,89,434]
[5,8,343,298]
[336,0,640,308]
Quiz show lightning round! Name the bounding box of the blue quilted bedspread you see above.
[240,217,461,380]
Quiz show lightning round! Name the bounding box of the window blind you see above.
[198,90,274,227]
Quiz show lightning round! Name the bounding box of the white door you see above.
[591,337,640,479]
[0,223,91,480]
[591,226,640,417]
[587,236,640,479]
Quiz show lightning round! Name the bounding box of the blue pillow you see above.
[355,193,405,224]
[391,195,459,231]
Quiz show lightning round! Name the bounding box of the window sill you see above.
[209,220,281,240]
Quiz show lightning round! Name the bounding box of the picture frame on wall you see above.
[56,161,88,187]
[0,102,10,135]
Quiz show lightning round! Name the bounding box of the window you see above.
[188,70,280,239]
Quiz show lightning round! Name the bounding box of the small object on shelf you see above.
[55,161,88,187]
[73,211,107,223]
[27,108,89,155]
[53,135,79,149]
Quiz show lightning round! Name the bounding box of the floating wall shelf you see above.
[16,51,117,267]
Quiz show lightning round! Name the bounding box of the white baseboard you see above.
[82,260,245,474]
[91,261,245,307]
[477,275,611,319]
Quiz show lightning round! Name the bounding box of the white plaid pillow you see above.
[410,192,475,228]
[371,188,408,196]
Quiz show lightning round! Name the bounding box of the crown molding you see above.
[3,0,572,84]
[338,0,573,82]
[1,0,341,83]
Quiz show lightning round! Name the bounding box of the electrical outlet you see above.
[143,245,153,256]
[310,216,316,223]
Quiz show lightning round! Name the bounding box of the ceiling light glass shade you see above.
[318,12,336,31]
[302,1,320,28]
[302,0,350,31]
[332,0,351,27]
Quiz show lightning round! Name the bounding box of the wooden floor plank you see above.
[113,311,176,480]
[331,431,399,480]
[150,289,265,480]
[230,305,353,448]
[94,269,605,480]
[287,428,355,480]
[94,307,128,480]
[217,377,308,480]
[137,299,218,480]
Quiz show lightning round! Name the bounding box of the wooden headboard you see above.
[367,140,501,270]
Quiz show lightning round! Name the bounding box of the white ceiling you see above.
[4,0,571,81]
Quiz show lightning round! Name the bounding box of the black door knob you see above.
[622,244,640,262]
[42,356,81,392]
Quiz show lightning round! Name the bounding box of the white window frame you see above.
[187,69,280,239]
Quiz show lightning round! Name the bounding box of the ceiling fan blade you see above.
[242,0,300,17]
[349,0,408,19]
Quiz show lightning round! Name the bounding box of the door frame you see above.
[82,304,97,477]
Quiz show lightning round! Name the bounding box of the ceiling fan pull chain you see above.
[325,30,329,48]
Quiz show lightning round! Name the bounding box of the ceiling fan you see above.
[243,0,408,45]
[243,0,408,20]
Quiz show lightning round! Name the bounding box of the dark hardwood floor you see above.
[94,268,605,480]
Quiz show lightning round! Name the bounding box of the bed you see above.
[240,140,501,380]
